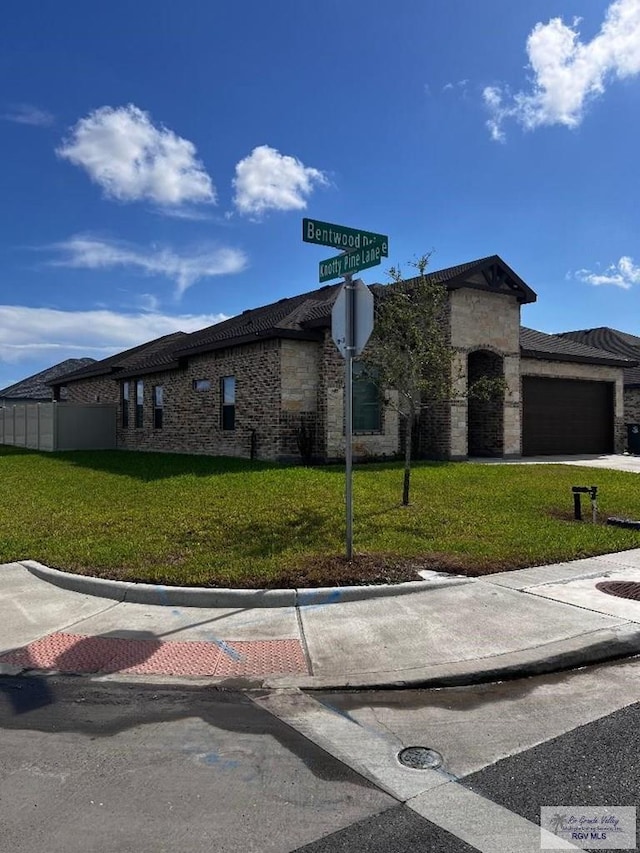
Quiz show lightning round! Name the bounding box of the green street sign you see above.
[319,242,385,283]
[303,218,388,258]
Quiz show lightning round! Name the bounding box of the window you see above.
[193,379,211,391]
[153,385,164,429]
[353,363,381,432]
[121,381,129,428]
[221,376,235,431]
[135,379,144,428]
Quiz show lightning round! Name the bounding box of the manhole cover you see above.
[595,581,640,601]
[397,746,443,770]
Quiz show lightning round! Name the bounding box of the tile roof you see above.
[53,332,188,385]
[55,255,539,384]
[370,254,536,302]
[0,358,97,401]
[556,327,640,384]
[174,284,343,357]
[520,326,636,367]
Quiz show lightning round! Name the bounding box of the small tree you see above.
[363,253,453,505]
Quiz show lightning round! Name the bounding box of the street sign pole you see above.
[304,217,385,561]
[344,274,354,561]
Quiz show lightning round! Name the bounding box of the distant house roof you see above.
[555,327,640,385]
[0,358,97,402]
[520,327,636,368]
[53,255,538,384]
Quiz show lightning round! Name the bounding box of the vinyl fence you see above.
[0,403,116,451]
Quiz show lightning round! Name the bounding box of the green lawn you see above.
[2,445,640,587]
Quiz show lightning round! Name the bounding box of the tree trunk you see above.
[402,414,412,506]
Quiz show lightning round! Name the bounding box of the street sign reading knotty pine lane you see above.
[318,244,384,283]
[303,218,388,257]
[303,218,389,283]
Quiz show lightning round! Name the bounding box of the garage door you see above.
[522,376,614,455]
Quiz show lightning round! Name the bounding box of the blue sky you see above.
[1,0,640,390]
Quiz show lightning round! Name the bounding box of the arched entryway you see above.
[467,350,504,457]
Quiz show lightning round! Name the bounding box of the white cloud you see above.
[2,104,54,126]
[57,105,215,207]
[443,79,469,94]
[233,145,327,216]
[48,235,248,297]
[0,306,228,377]
[575,256,640,289]
[484,0,640,140]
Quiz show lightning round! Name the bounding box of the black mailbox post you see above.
[572,485,598,521]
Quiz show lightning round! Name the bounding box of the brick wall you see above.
[65,341,284,459]
[467,350,504,456]
[320,331,401,461]
[624,388,640,425]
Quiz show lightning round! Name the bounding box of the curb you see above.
[5,624,639,692]
[21,560,470,608]
[263,622,640,690]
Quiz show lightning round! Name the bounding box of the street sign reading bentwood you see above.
[303,218,389,257]
[303,218,389,282]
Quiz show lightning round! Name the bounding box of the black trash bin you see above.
[627,424,640,454]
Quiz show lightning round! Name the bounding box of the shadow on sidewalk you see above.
[0,629,164,680]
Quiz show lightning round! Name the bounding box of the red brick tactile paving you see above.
[0,632,309,677]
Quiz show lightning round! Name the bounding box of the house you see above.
[556,327,640,427]
[0,358,96,405]
[49,255,634,462]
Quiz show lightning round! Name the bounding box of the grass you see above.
[2,445,640,587]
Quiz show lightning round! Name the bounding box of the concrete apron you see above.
[2,553,640,688]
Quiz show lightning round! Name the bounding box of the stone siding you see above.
[448,289,522,458]
[278,339,322,461]
[449,289,521,353]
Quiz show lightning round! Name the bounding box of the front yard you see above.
[2,446,640,588]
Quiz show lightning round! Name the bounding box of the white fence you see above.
[0,403,116,451]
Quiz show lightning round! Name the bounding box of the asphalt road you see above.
[467,702,639,853]
[1,661,639,852]
[0,675,453,853]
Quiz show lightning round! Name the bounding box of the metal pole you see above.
[344,274,355,560]
[573,491,582,521]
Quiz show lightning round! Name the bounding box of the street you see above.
[1,657,638,852]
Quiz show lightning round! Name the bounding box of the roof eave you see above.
[521,348,631,367]
[175,328,323,358]
[50,367,115,387]
[116,361,182,381]
[446,256,537,304]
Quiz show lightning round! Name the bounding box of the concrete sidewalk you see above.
[1,551,640,689]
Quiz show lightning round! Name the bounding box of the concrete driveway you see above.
[469,454,640,473]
